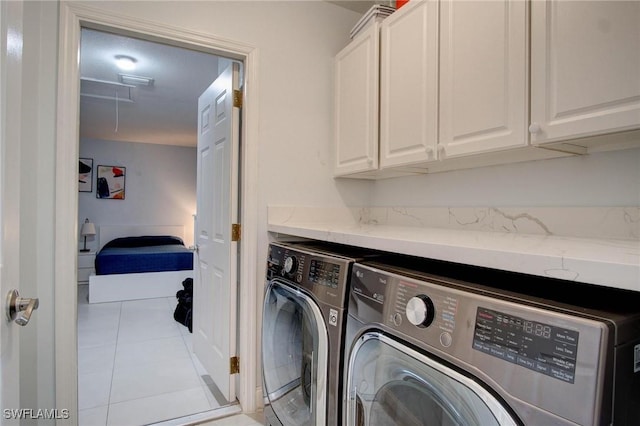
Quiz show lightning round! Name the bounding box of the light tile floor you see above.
[78,286,237,425]
[197,413,263,425]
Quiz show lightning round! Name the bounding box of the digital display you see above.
[309,259,341,288]
[473,307,579,383]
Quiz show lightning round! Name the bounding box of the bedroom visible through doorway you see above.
[76,27,243,425]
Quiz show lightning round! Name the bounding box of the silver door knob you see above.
[6,289,39,326]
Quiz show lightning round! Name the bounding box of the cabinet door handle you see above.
[424,146,434,159]
[528,122,542,134]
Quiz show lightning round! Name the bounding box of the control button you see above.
[440,332,452,348]
[405,295,435,328]
[296,274,303,283]
[392,313,402,326]
[283,256,297,274]
[328,309,338,326]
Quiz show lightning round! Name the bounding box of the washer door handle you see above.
[6,289,40,326]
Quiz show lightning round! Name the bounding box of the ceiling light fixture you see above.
[114,55,137,71]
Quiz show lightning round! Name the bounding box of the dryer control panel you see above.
[392,277,461,350]
[473,307,579,383]
[348,262,604,383]
[349,264,462,350]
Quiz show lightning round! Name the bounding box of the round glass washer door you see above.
[345,332,520,426]
[262,279,328,426]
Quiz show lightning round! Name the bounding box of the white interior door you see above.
[194,63,240,403]
[1,0,21,416]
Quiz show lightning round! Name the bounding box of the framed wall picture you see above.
[96,165,126,199]
[79,158,93,192]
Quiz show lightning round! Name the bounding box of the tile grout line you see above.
[105,301,123,426]
[173,301,224,412]
[81,294,218,424]
[109,298,203,419]
[108,385,211,409]
[77,287,117,420]
[173,302,211,408]
[181,332,216,409]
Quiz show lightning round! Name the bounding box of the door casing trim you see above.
[56,2,260,419]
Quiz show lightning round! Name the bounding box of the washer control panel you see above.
[267,243,352,306]
[308,259,341,289]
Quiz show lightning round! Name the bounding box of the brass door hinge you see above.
[231,223,241,242]
[233,90,243,108]
[230,356,240,374]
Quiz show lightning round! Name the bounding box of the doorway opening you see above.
[57,3,260,419]
[76,27,242,425]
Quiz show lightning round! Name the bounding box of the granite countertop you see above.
[268,206,640,292]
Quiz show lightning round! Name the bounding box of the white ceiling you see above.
[79,2,377,148]
[79,28,220,147]
[327,1,378,14]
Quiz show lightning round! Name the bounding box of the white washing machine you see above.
[262,242,377,425]
[344,259,640,425]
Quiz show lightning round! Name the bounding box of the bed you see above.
[88,225,194,303]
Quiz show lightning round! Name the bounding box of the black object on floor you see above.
[174,278,193,333]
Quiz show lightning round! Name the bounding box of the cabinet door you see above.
[439,0,528,158]
[334,23,379,176]
[380,0,438,169]
[530,1,640,144]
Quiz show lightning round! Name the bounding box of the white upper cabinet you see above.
[380,0,438,169]
[333,0,639,178]
[334,23,380,177]
[439,0,528,158]
[530,1,640,144]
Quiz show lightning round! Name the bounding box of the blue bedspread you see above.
[95,244,194,275]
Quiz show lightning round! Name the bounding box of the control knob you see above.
[405,295,435,328]
[283,256,298,275]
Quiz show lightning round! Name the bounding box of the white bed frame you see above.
[88,225,194,303]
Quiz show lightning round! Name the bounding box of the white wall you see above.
[78,138,197,249]
[369,147,640,207]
